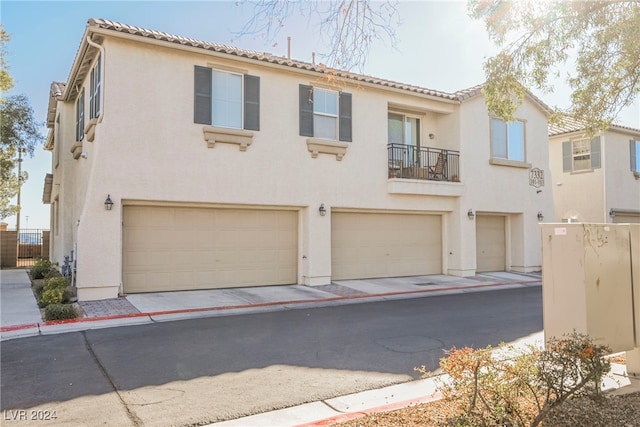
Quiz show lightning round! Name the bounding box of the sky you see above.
[2,0,639,229]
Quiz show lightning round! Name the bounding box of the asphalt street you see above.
[1,286,542,426]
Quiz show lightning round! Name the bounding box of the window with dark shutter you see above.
[339,92,352,142]
[76,89,85,141]
[244,75,260,131]
[590,136,601,169]
[562,141,572,172]
[299,84,314,137]
[194,66,212,125]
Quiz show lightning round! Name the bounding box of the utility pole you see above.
[16,148,23,233]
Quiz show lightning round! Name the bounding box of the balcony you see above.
[387,143,460,182]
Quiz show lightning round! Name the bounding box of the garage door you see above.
[613,214,640,223]
[476,215,506,272]
[123,206,297,293]
[331,212,441,280]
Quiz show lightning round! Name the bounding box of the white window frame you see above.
[571,138,592,171]
[632,140,640,173]
[313,87,339,140]
[211,69,244,129]
[490,118,526,163]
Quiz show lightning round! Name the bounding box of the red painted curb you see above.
[295,392,444,427]
[0,323,39,333]
[2,279,539,333]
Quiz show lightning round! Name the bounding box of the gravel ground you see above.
[336,391,640,426]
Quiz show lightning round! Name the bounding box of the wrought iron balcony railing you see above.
[387,143,460,182]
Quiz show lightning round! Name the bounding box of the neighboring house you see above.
[43,19,554,301]
[548,117,640,223]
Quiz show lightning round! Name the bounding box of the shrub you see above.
[419,332,611,427]
[30,259,54,280]
[33,281,45,302]
[40,287,64,307]
[44,303,78,321]
[44,276,68,291]
[44,268,63,279]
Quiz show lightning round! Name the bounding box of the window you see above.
[75,89,85,142]
[491,118,525,162]
[194,66,260,130]
[562,137,601,172]
[299,85,352,142]
[631,140,640,173]
[89,54,101,119]
[388,113,420,164]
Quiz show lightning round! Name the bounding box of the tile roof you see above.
[87,18,461,102]
[549,115,640,136]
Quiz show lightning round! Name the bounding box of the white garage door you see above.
[331,212,442,280]
[123,206,297,293]
[476,215,506,272]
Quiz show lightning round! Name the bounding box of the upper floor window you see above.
[299,85,351,142]
[631,140,640,173]
[491,118,525,162]
[194,66,260,130]
[75,88,85,142]
[89,54,101,119]
[562,137,601,172]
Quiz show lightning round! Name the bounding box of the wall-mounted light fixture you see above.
[319,203,326,216]
[104,194,114,211]
[428,133,435,140]
[609,208,615,217]
[467,209,475,220]
[537,211,544,222]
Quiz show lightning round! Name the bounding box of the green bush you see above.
[44,268,63,279]
[44,303,78,321]
[30,259,54,280]
[418,332,611,427]
[33,281,45,302]
[40,287,64,306]
[44,276,68,291]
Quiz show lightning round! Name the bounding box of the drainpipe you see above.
[85,34,105,124]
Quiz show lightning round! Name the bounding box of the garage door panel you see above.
[123,206,297,293]
[331,212,442,280]
[476,215,506,272]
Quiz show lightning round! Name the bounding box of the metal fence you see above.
[388,143,460,181]
[0,228,50,268]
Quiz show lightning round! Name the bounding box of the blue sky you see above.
[2,0,639,229]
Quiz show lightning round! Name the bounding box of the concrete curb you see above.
[1,279,540,341]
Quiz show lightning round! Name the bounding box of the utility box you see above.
[541,223,637,353]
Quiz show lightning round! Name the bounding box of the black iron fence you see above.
[0,228,50,268]
[387,143,460,182]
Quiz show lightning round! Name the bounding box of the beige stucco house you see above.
[43,19,554,301]
[548,117,640,224]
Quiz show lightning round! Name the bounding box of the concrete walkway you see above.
[0,269,42,328]
[2,268,639,426]
[1,270,542,340]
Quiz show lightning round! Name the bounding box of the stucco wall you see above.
[52,34,553,299]
[604,131,640,215]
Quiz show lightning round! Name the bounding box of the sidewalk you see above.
[2,269,639,426]
[1,269,542,340]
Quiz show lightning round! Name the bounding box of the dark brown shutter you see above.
[339,92,352,142]
[244,75,260,131]
[194,66,212,125]
[299,84,313,137]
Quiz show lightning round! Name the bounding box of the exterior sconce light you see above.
[537,211,544,222]
[609,208,615,217]
[467,209,474,220]
[428,133,435,139]
[319,203,326,216]
[104,194,114,211]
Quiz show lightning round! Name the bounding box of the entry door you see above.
[476,215,506,272]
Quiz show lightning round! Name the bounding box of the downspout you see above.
[600,133,608,222]
[85,35,105,124]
